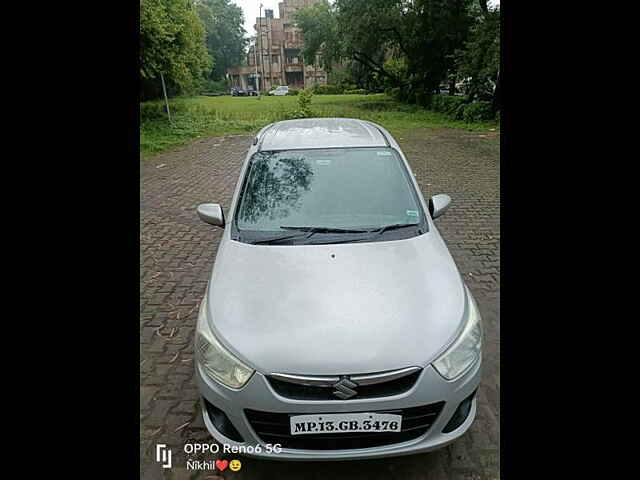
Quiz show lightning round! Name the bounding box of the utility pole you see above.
[267,17,273,87]
[258,3,266,93]
[160,72,171,123]
[253,36,260,98]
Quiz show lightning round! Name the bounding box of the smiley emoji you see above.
[229,459,242,472]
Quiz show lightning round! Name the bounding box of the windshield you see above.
[233,147,426,244]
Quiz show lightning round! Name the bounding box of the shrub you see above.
[201,78,230,94]
[290,89,314,118]
[140,101,189,121]
[413,88,433,108]
[357,101,396,111]
[461,101,494,122]
[140,102,166,121]
[313,84,344,95]
[344,88,366,95]
[431,94,466,116]
[288,88,300,96]
[453,103,467,120]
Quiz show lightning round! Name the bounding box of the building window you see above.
[272,55,279,63]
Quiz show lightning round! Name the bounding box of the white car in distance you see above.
[269,85,289,96]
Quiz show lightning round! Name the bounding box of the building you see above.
[227,0,328,92]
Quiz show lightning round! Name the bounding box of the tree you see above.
[455,2,500,108]
[294,1,341,72]
[295,0,474,101]
[196,0,248,81]
[140,0,211,100]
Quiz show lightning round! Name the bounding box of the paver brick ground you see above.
[140,128,500,480]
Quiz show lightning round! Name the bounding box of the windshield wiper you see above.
[247,226,366,245]
[280,226,371,233]
[248,233,310,245]
[374,222,420,235]
[249,224,419,245]
[304,223,422,245]
[312,223,420,244]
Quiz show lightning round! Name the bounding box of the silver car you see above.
[269,85,289,96]
[195,118,482,460]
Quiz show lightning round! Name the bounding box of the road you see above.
[140,128,500,480]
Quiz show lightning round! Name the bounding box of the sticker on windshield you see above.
[376,151,392,156]
[317,159,331,165]
[406,210,419,218]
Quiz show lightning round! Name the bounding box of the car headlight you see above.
[433,286,483,380]
[195,294,254,389]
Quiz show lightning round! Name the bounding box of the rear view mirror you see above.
[197,203,225,227]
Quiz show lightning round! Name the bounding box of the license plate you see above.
[289,412,402,435]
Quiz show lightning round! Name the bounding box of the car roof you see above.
[258,118,389,151]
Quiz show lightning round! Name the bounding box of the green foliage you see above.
[290,89,314,118]
[294,0,499,110]
[378,57,409,92]
[140,102,168,121]
[431,95,467,116]
[294,1,341,72]
[201,78,230,93]
[461,101,494,122]
[327,66,358,90]
[413,88,432,108]
[429,94,495,122]
[313,84,344,95]
[140,0,211,100]
[140,94,498,157]
[140,101,189,121]
[333,0,474,93]
[196,0,248,81]
[344,89,367,95]
[288,88,300,96]
[455,4,500,104]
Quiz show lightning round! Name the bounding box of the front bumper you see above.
[196,359,481,460]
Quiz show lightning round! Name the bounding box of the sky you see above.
[232,0,499,39]
[233,0,282,38]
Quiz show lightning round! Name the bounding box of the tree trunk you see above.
[449,78,457,96]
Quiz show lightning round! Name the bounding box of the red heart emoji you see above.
[215,459,229,471]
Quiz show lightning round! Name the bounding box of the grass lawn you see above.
[140,94,499,158]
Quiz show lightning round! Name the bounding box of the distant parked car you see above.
[269,85,289,96]
[247,88,259,97]
[231,87,248,96]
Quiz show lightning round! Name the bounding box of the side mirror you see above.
[428,194,451,219]
[197,203,225,227]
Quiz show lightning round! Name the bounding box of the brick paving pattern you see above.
[140,129,500,480]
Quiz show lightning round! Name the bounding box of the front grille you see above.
[245,402,445,450]
[267,370,422,401]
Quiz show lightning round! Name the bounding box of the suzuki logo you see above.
[332,376,358,399]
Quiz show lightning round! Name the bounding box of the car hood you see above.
[205,232,466,376]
